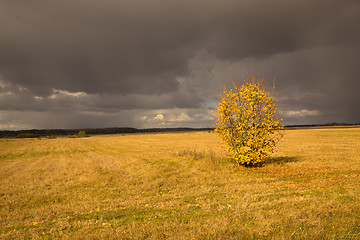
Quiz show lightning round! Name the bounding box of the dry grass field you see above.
[1,127,360,239]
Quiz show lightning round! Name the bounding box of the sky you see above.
[1,0,360,130]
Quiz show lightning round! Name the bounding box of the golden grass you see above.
[1,127,360,239]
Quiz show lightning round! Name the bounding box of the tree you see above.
[77,130,87,137]
[215,77,283,166]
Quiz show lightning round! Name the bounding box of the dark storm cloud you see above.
[0,0,197,95]
[1,0,360,129]
[1,0,359,96]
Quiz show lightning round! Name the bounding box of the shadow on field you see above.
[264,156,299,166]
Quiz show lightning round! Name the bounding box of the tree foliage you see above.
[215,78,283,166]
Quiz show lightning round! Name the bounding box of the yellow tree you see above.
[215,77,283,166]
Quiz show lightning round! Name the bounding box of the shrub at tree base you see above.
[215,78,283,167]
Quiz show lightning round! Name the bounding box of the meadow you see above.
[1,127,360,239]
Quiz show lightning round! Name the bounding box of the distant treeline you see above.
[1,123,359,138]
[0,127,214,138]
[284,123,360,130]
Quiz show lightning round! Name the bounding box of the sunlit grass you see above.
[1,127,360,239]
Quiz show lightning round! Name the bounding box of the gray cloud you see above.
[0,80,202,112]
[183,45,360,124]
[0,0,359,129]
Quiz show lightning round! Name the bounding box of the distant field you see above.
[1,127,360,239]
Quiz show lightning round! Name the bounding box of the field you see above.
[1,127,360,239]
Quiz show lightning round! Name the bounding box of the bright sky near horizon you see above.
[1,0,359,130]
